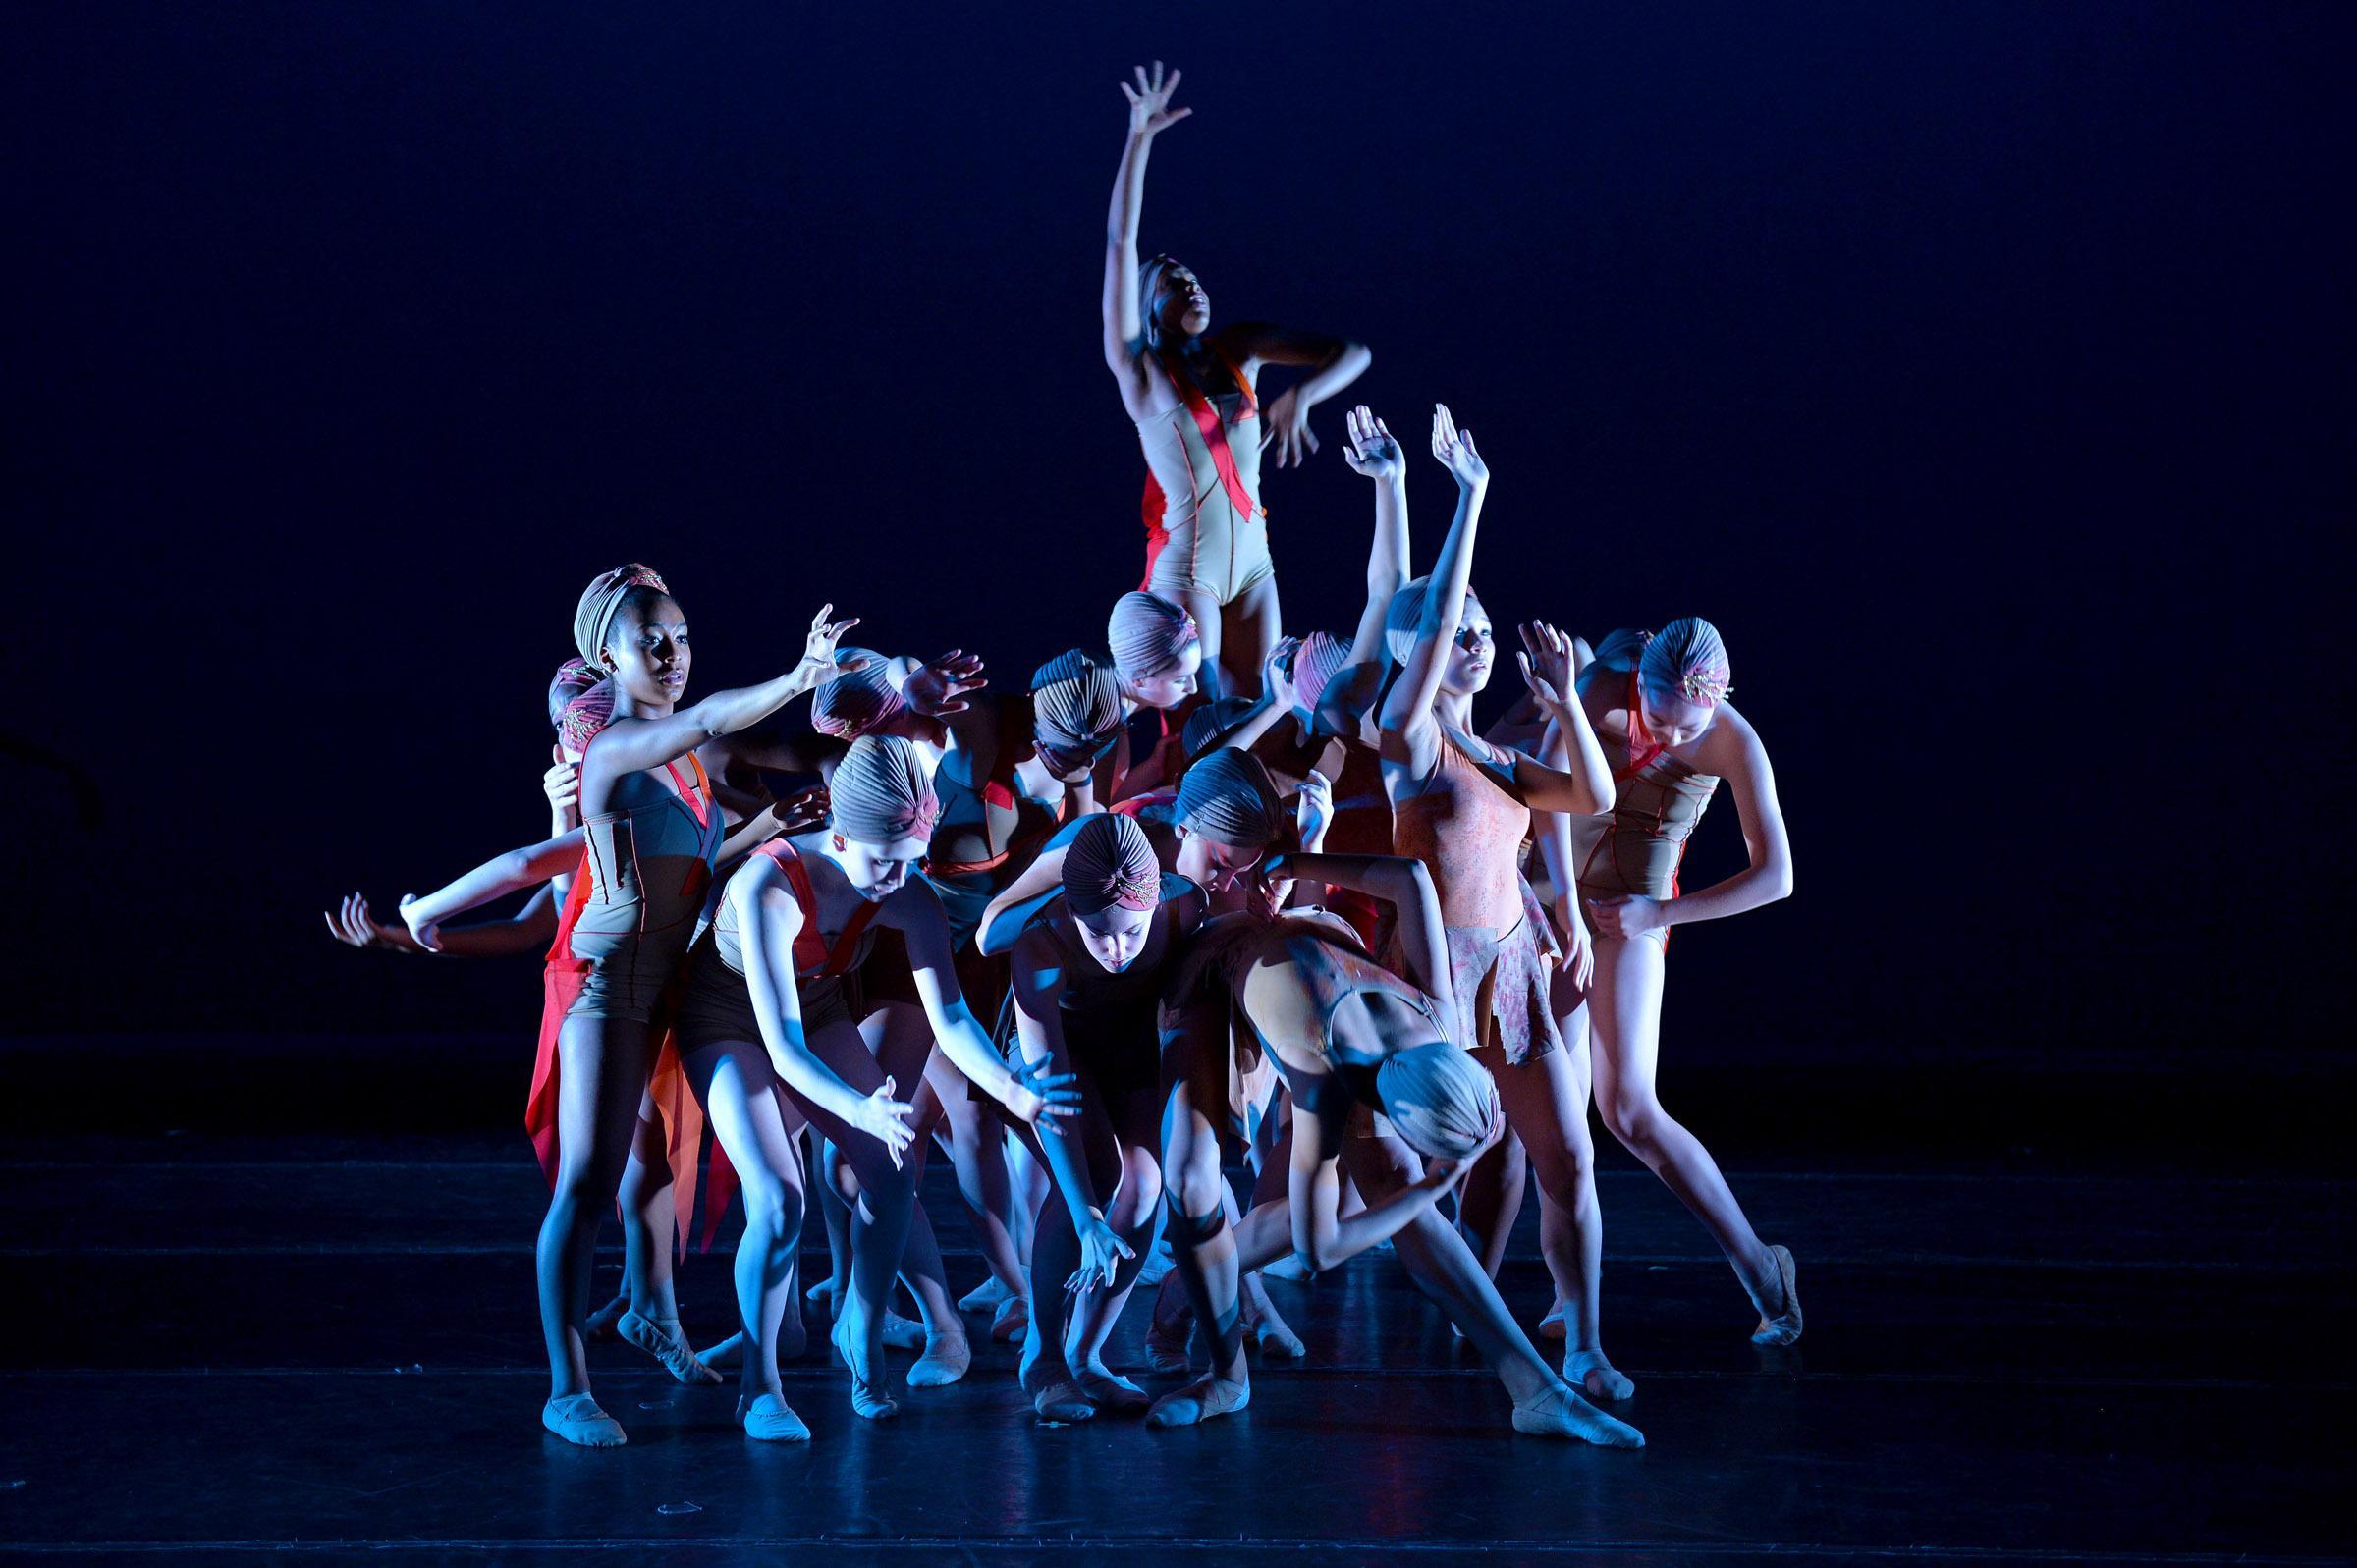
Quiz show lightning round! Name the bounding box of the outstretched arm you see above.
[1102,62,1190,398]
[322,886,559,957]
[1010,931,1134,1288]
[894,884,1080,1126]
[1287,1101,1486,1273]
[738,869,916,1163]
[1504,621,1614,816]
[1340,406,1410,672]
[1379,406,1489,768]
[398,830,586,952]
[584,605,863,782]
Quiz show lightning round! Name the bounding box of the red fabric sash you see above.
[1139,345,1260,590]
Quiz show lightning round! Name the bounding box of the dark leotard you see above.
[566,747,723,1024]
[676,838,885,1052]
[1014,874,1201,1106]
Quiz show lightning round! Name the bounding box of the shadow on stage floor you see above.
[0,1042,2349,1564]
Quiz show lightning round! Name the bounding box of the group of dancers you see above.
[326,64,1799,1451]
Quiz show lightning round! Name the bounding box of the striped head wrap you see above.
[573,564,669,666]
[1377,1042,1500,1162]
[558,679,616,756]
[1180,697,1255,762]
[1029,650,1124,757]
[1107,591,1201,685]
[1174,749,1286,850]
[1598,620,1732,706]
[1063,813,1164,917]
[1383,577,1485,667]
[830,735,940,847]
[811,650,906,740]
[1288,630,1350,713]
[547,658,601,727]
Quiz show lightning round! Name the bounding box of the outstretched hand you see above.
[770,784,831,836]
[904,650,987,718]
[1010,1055,1085,1123]
[1341,405,1403,481]
[323,892,419,953]
[797,604,866,684]
[1516,620,1578,710]
[1120,61,1190,137]
[1430,404,1487,489]
[1260,386,1319,469]
[850,1076,917,1169]
[1069,1216,1137,1294]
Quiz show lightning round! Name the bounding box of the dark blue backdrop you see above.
[7,4,2348,1077]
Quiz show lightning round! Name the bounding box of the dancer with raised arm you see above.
[402,568,860,1446]
[1151,848,1642,1446]
[1570,620,1802,1346]
[1377,410,1638,1403]
[672,734,1079,1430]
[1102,61,1370,698]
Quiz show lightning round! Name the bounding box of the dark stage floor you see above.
[2,1125,2349,1566]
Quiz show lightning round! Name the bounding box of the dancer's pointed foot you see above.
[737,1391,811,1442]
[1562,1347,1635,1402]
[1510,1380,1644,1447]
[1749,1244,1803,1347]
[1536,1300,1568,1341]
[806,1276,843,1313]
[830,1318,901,1420]
[694,1330,746,1369]
[989,1292,1030,1343]
[1244,1293,1304,1360]
[1073,1359,1150,1412]
[618,1312,723,1386]
[1145,1374,1250,1429]
[881,1312,927,1351]
[908,1324,972,1387]
[1030,1379,1096,1422]
[1259,1251,1316,1283]
[959,1274,1014,1314]
[541,1392,626,1447]
[583,1291,630,1341]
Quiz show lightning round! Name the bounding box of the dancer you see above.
[673,734,1079,1430]
[1570,620,1801,1346]
[402,568,860,1445]
[1103,589,1204,802]
[1102,61,1370,698]
[1151,848,1642,1447]
[1006,813,1205,1421]
[1378,407,1636,1401]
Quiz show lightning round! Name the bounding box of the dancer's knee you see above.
[1109,1152,1163,1232]
[1601,1089,1663,1151]
[740,1169,803,1248]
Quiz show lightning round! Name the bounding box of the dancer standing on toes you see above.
[1377,409,1638,1403]
[405,568,860,1446]
[1571,620,1801,1346]
[672,735,1080,1430]
[1150,851,1643,1447]
[1006,813,1207,1421]
[1103,61,1369,699]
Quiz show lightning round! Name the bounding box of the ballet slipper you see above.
[1242,1289,1304,1360]
[541,1392,627,1447]
[829,1318,901,1420]
[694,1330,745,1369]
[958,1274,1014,1314]
[1258,1252,1316,1284]
[1750,1244,1802,1347]
[1030,1379,1097,1422]
[908,1325,972,1387]
[1134,1238,1178,1287]
[805,1276,842,1311]
[1144,1309,1194,1375]
[881,1312,927,1351]
[1510,1381,1644,1447]
[1145,1374,1250,1429]
[1562,1347,1635,1402]
[1072,1360,1150,1412]
[1536,1301,1568,1341]
[618,1312,723,1386]
[583,1291,630,1342]
[1017,1327,1094,1422]
[736,1391,811,1442]
[989,1292,1030,1344]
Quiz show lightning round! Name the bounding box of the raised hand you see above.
[1516,620,1577,710]
[1070,1215,1138,1293]
[1261,386,1319,468]
[1295,768,1334,850]
[796,604,867,684]
[1010,1056,1085,1123]
[1430,403,1488,490]
[542,746,580,814]
[904,650,987,718]
[1340,405,1403,482]
[849,1076,917,1169]
[1264,633,1305,715]
[1120,61,1190,137]
[771,784,831,835]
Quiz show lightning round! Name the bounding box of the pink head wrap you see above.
[1599,620,1732,706]
[1107,591,1201,685]
[547,658,601,727]
[830,735,940,847]
[1288,630,1350,713]
[1063,814,1164,917]
[558,679,616,755]
[573,564,669,666]
[811,650,907,740]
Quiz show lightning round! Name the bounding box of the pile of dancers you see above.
[326,64,1799,1451]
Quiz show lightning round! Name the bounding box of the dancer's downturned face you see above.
[1636,681,1717,748]
[1073,904,1155,973]
[604,593,691,711]
[1156,263,1211,341]
[830,834,927,901]
[1439,602,1496,697]
[1128,645,1202,710]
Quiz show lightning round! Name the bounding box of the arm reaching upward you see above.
[1102,62,1190,402]
[1340,406,1410,672]
[1380,406,1489,771]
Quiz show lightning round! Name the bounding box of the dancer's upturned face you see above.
[1073,904,1155,972]
[1440,604,1495,697]
[1636,682,1717,749]
[1129,644,1201,710]
[1157,264,1211,339]
[832,835,927,901]
[605,595,691,711]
